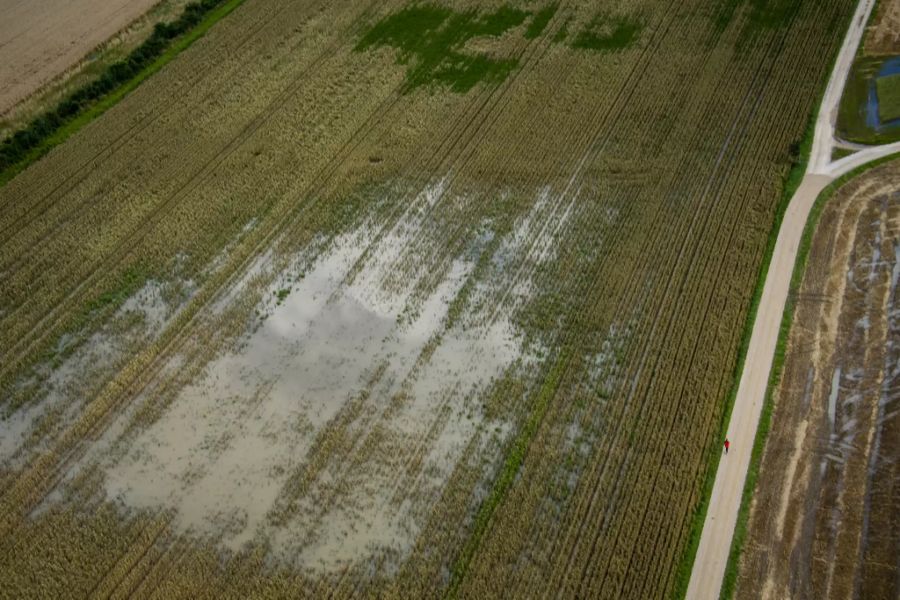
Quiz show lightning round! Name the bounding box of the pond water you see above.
[865,55,900,131]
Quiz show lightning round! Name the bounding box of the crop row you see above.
[453,0,852,598]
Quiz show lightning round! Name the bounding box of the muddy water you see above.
[0,279,182,469]
[95,181,551,570]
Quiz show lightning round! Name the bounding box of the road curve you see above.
[686,0,888,598]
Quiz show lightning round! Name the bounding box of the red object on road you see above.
[724,438,730,454]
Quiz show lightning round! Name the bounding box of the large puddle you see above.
[83,180,563,571]
[0,278,187,470]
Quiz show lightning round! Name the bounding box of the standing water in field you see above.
[88,180,565,570]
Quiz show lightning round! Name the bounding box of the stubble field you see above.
[735,158,900,600]
[0,0,852,598]
[0,0,163,117]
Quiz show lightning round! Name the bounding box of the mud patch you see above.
[736,161,900,599]
[0,278,189,470]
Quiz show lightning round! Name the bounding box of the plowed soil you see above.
[736,158,900,600]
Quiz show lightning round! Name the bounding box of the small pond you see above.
[865,55,900,131]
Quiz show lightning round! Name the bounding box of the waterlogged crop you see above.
[0,0,853,598]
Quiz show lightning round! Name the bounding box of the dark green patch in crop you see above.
[553,17,570,43]
[525,4,558,40]
[85,265,150,315]
[747,0,795,28]
[570,13,642,52]
[713,0,797,35]
[355,5,529,93]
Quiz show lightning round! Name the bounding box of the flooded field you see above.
[0,0,852,597]
[55,181,554,572]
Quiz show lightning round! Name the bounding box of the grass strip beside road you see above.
[718,150,900,600]
[0,0,247,188]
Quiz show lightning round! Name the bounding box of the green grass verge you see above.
[876,72,900,122]
[718,149,900,599]
[0,0,247,188]
[831,146,856,161]
[446,350,570,598]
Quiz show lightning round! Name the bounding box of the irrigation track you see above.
[460,0,785,594]
[542,0,727,587]
[597,5,819,597]
[521,2,808,595]
[458,0,833,592]
[687,0,899,597]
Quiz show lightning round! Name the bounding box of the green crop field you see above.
[0,0,851,598]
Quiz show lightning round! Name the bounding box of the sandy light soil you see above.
[0,0,160,117]
[864,0,900,56]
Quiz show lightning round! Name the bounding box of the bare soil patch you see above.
[0,0,164,119]
[865,0,900,56]
[736,159,900,599]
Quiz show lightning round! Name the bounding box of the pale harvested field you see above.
[0,0,852,597]
[864,0,900,56]
[0,0,160,116]
[735,159,900,600]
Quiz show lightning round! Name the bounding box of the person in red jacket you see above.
[724,438,730,455]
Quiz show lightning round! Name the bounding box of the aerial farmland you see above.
[0,0,867,598]
[0,0,161,115]
[734,156,900,600]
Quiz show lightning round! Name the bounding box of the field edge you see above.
[718,150,900,600]
[670,107,816,600]
[0,0,248,189]
[672,10,855,594]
